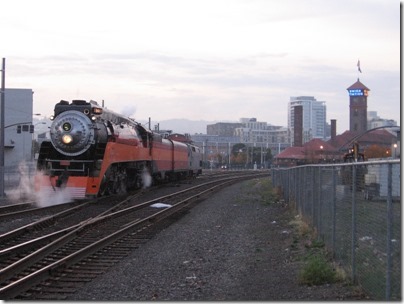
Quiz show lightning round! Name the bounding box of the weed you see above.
[289,216,311,237]
[310,239,325,248]
[256,178,279,205]
[299,253,336,285]
[290,212,342,286]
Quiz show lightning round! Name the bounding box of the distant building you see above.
[274,138,340,167]
[190,134,239,167]
[239,117,267,130]
[274,80,399,167]
[328,129,397,153]
[192,117,291,168]
[367,111,397,130]
[206,122,242,136]
[205,119,290,153]
[347,78,369,133]
[274,128,398,167]
[2,89,34,166]
[234,118,290,153]
[288,96,326,144]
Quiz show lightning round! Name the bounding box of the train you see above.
[34,99,203,199]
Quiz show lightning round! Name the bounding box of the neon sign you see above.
[348,89,363,96]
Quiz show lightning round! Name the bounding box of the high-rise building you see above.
[288,96,326,144]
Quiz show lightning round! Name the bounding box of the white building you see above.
[367,111,397,130]
[3,88,34,166]
[234,118,290,154]
[288,96,326,144]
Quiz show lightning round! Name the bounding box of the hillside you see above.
[138,119,226,135]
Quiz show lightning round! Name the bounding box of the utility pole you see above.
[0,58,5,199]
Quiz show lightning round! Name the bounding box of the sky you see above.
[0,0,400,134]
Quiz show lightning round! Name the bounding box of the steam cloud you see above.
[120,105,137,119]
[141,168,152,188]
[8,161,153,206]
[7,161,73,207]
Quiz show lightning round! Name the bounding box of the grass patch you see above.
[251,178,279,205]
[290,213,346,286]
[257,179,279,205]
[298,253,336,285]
[237,178,280,205]
[289,214,311,233]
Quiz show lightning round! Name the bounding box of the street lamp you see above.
[393,143,397,158]
[320,145,324,163]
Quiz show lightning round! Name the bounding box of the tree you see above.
[364,144,391,159]
[251,147,273,167]
[231,143,246,156]
[229,143,245,166]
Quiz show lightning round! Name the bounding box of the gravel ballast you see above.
[67,178,363,301]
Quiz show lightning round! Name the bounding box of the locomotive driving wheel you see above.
[99,165,128,196]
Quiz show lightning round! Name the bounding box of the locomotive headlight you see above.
[62,122,72,131]
[62,134,73,144]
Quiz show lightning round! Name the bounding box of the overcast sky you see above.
[0,0,400,134]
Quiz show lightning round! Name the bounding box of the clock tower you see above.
[347,78,370,133]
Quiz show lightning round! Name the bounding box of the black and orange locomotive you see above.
[35,100,202,198]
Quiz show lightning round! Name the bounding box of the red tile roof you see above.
[275,138,338,159]
[303,138,338,152]
[328,129,396,151]
[275,146,306,159]
[347,78,370,91]
[275,128,396,161]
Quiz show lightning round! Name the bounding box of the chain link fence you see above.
[272,160,401,301]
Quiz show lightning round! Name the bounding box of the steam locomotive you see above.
[35,100,203,199]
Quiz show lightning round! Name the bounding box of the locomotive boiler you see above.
[35,99,203,199]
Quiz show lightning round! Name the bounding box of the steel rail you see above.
[0,173,264,299]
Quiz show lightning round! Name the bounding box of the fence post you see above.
[386,163,393,300]
[351,165,357,283]
[318,167,322,238]
[311,167,315,224]
[332,166,336,256]
[297,167,301,213]
[304,166,307,217]
[286,169,290,203]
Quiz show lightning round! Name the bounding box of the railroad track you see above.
[0,170,265,233]
[0,200,91,235]
[0,172,268,300]
[0,202,34,216]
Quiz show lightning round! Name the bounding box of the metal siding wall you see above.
[4,89,33,166]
